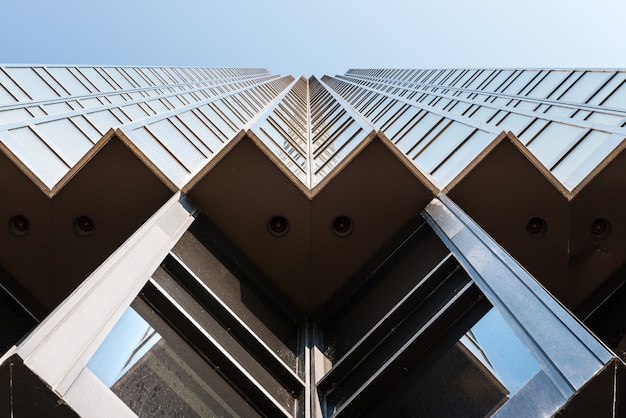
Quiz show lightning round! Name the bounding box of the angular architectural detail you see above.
[1,66,626,417]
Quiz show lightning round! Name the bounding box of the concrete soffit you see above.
[183,129,438,313]
[444,130,626,311]
[0,129,175,311]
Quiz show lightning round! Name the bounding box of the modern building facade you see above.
[0,66,625,417]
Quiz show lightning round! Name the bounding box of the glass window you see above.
[5,67,59,100]
[552,130,621,189]
[384,106,421,141]
[395,112,442,155]
[414,122,474,173]
[586,112,624,127]
[572,109,592,121]
[601,80,626,110]
[544,105,574,118]
[121,104,149,121]
[7,126,69,185]
[257,125,307,184]
[518,119,549,144]
[314,123,366,183]
[558,71,609,103]
[35,118,93,165]
[467,106,498,123]
[527,71,568,99]
[483,70,513,93]
[0,108,32,124]
[515,100,539,111]
[178,110,226,151]
[432,130,493,186]
[88,302,261,418]
[80,97,105,110]
[0,83,16,105]
[146,119,206,172]
[502,71,537,95]
[527,122,584,169]
[587,72,626,105]
[34,67,66,96]
[27,106,46,118]
[43,102,73,115]
[497,112,532,135]
[460,307,541,398]
[198,104,235,140]
[71,115,102,143]
[104,68,136,90]
[76,67,115,92]
[169,116,212,158]
[126,127,190,182]
[0,70,30,102]
[86,110,122,135]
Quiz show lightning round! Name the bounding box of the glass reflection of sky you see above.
[88,307,160,387]
[461,308,540,397]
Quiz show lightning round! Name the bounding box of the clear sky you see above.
[1,0,625,77]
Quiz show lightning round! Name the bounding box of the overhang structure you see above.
[1,66,626,417]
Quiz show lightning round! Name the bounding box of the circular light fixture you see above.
[590,218,611,239]
[268,215,289,237]
[525,217,547,239]
[73,216,95,237]
[332,216,353,238]
[8,215,29,237]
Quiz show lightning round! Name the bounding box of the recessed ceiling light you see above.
[73,216,95,237]
[332,216,353,238]
[8,215,29,237]
[268,215,289,238]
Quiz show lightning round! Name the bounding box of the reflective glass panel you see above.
[552,130,620,189]
[518,119,549,144]
[6,126,69,186]
[527,122,584,169]
[5,67,59,100]
[528,71,568,99]
[0,108,32,124]
[559,72,608,103]
[0,70,31,102]
[460,308,540,397]
[414,122,474,173]
[502,71,537,95]
[35,118,93,165]
[497,113,532,135]
[586,112,624,127]
[587,72,626,105]
[544,106,574,118]
[126,127,190,182]
[47,67,94,95]
[88,303,260,417]
[432,130,493,186]
[395,113,441,154]
[178,110,225,152]
[146,119,206,172]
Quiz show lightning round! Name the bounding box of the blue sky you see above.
[2,0,625,77]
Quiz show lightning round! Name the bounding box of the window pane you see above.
[497,113,532,135]
[5,67,59,100]
[527,122,584,169]
[559,72,609,103]
[48,67,91,96]
[527,71,568,99]
[88,303,260,418]
[415,122,474,173]
[432,130,493,186]
[552,131,621,189]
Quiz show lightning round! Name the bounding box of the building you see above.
[0,66,625,417]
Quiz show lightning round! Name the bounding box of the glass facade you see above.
[1,67,626,417]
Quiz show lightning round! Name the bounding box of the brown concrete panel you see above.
[446,132,571,302]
